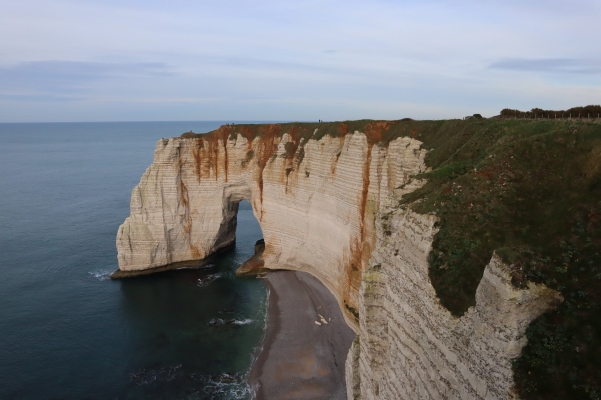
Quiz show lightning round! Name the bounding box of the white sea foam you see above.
[208,318,254,326]
[175,262,217,271]
[197,273,221,287]
[88,270,112,281]
[201,373,255,400]
[128,367,254,399]
[231,319,253,325]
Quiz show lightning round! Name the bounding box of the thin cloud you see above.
[490,58,601,74]
[0,61,175,93]
[1,0,600,121]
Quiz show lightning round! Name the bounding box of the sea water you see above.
[0,122,267,399]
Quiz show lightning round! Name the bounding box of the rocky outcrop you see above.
[236,239,265,276]
[116,126,428,331]
[346,208,563,399]
[116,124,562,398]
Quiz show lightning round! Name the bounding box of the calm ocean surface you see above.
[0,122,268,399]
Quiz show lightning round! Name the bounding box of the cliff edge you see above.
[116,119,601,399]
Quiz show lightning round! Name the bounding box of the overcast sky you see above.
[1,0,600,122]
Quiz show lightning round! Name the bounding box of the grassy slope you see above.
[186,118,601,399]
[403,118,601,400]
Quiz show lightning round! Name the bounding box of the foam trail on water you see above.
[231,319,253,325]
[197,273,221,287]
[88,270,112,281]
[208,318,254,326]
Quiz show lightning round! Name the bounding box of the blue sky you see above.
[1,0,600,122]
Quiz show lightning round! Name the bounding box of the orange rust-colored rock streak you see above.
[341,122,391,318]
[257,124,281,210]
[203,135,218,180]
[282,126,306,193]
[240,126,257,150]
[117,123,432,335]
[363,121,390,146]
[212,126,231,182]
[177,155,194,254]
[338,123,348,138]
[192,138,204,183]
[190,244,202,259]
[359,121,391,239]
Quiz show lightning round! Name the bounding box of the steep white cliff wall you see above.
[116,125,562,399]
[346,207,563,400]
[116,127,428,331]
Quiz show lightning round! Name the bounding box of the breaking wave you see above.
[231,319,253,325]
[197,273,221,287]
[208,318,254,326]
[129,367,254,399]
[88,269,112,281]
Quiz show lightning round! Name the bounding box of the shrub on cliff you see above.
[501,105,601,119]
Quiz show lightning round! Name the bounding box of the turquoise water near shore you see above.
[0,122,267,399]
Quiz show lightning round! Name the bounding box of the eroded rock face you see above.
[346,208,563,400]
[116,129,428,331]
[116,127,562,398]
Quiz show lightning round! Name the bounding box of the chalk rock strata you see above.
[236,239,266,275]
[116,129,427,331]
[116,126,562,398]
[346,208,563,399]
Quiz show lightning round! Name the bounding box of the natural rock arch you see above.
[115,130,426,330]
[116,127,561,399]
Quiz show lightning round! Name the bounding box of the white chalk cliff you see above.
[116,125,562,399]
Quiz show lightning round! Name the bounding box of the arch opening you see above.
[213,183,264,272]
[227,197,265,276]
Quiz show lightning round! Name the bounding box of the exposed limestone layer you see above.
[117,127,562,399]
[346,208,563,400]
[116,130,428,331]
[236,239,265,276]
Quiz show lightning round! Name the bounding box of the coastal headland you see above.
[115,117,601,399]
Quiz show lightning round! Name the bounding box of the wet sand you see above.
[249,270,356,400]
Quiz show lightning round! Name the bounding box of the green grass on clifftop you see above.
[401,118,601,400]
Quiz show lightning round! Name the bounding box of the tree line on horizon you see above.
[500,105,601,118]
